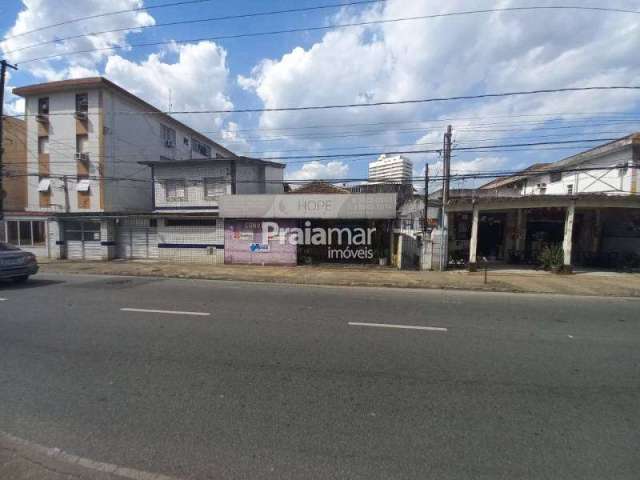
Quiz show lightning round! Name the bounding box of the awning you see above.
[37,178,51,192]
[76,179,91,192]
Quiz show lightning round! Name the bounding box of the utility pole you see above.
[439,125,452,270]
[0,59,18,222]
[423,163,429,233]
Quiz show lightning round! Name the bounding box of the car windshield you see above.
[0,242,19,251]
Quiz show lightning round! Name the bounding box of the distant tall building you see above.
[368,154,413,184]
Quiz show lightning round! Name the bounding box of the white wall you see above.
[157,218,224,264]
[521,147,633,196]
[103,91,230,212]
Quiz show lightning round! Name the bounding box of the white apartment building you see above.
[4,77,234,260]
[368,154,413,184]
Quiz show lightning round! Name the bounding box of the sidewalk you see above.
[0,431,176,480]
[39,260,640,297]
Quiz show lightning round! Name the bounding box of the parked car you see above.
[0,243,39,283]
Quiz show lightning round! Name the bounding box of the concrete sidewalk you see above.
[0,432,176,480]
[38,260,640,297]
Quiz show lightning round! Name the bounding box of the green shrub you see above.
[539,244,564,270]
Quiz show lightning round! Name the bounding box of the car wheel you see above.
[12,275,29,283]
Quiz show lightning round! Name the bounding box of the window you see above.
[75,93,88,113]
[38,97,49,115]
[192,139,211,157]
[567,184,574,195]
[165,179,186,201]
[38,137,49,154]
[537,183,547,195]
[4,220,46,246]
[205,178,228,197]
[161,124,176,147]
[76,134,88,153]
[550,171,562,183]
[64,221,100,242]
[76,178,91,192]
[38,178,51,192]
[165,218,217,227]
[183,136,189,146]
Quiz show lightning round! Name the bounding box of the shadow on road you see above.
[0,278,65,291]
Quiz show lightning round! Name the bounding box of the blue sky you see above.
[2,0,640,186]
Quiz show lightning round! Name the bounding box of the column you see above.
[562,202,575,271]
[468,205,480,271]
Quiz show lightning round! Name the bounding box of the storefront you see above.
[219,193,397,266]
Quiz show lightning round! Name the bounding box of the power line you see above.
[10,86,640,117]
[0,136,625,167]
[14,5,640,64]
[4,0,387,55]
[3,0,218,41]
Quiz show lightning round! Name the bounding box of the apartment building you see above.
[368,154,413,184]
[5,77,234,260]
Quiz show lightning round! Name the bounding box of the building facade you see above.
[436,134,640,271]
[3,77,233,260]
[368,154,413,184]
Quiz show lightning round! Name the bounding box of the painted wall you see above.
[153,162,232,209]
[157,217,224,264]
[224,220,297,265]
[520,147,634,196]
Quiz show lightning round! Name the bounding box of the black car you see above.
[0,243,39,283]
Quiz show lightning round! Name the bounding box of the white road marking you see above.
[0,298,7,302]
[348,322,448,332]
[121,308,210,317]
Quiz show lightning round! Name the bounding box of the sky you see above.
[1,0,640,188]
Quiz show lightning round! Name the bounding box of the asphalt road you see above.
[1,273,639,480]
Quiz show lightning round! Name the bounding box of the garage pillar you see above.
[468,204,480,272]
[562,202,576,271]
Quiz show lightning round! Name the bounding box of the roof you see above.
[480,163,551,190]
[480,132,640,190]
[138,156,285,169]
[13,77,234,157]
[288,181,350,194]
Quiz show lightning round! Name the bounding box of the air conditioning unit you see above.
[165,139,175,148]
[75,110,88,121]
[36,113,49,123]
[75,152,90,162]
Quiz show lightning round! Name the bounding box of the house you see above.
[441,133,640,271]
[4,77,233,260]
[137,156,285,263]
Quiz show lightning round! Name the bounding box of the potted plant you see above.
[539,245,564,273]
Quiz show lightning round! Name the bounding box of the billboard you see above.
[219,193,397,219]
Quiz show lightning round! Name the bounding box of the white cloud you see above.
[240,0,640,165]
[286,160,349,180]
[104,41,234,134]
[1,0,154,80]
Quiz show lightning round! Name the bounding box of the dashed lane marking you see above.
[120,307,210,316]
[348,322,448,332]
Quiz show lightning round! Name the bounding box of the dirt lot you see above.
[38,260,640,297]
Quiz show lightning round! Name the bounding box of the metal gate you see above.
[117,220,158,259]
[64,221,102,260]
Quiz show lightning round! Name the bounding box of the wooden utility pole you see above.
[0,59,18,221]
